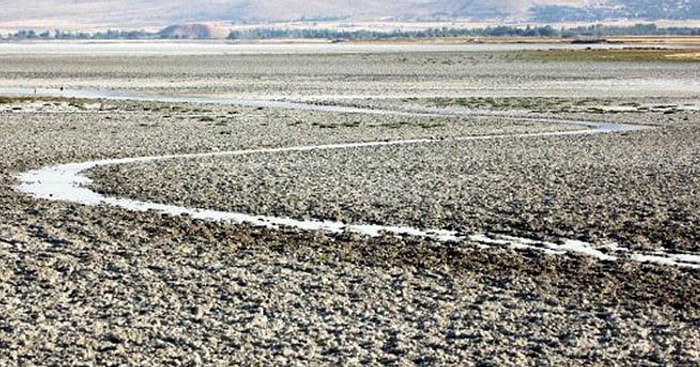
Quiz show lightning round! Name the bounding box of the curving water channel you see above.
[7,87,700,269]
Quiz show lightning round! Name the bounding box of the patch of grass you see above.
[586,107,606,114]
[341,121,361,128]
[0,95,92,105]
[68,102,87,110]
[142,106,164,112]
[170,106,190,113]
[198,116,216,122]
[530,48,700,63]
[417,122,445,129]
[312,120,361,129]
[426,96,662,115]
[620,102,641,107]
[428,97,568,111]
[379,120,444,129]
[315,253,333,264]
[381,121,414,129]
[312,122,337,129]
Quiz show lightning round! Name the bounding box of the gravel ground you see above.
[2,47,700,365]
[1,51,699,99]
[87,107,700,253]
[3,193,700,366]
[0,98,584,173]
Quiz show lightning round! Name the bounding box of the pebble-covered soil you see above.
[1,49,700,99]
[1,45,700,365]
[3,193,699,366]
[87,106,700,253]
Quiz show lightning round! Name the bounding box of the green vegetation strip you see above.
[530,48,700,62]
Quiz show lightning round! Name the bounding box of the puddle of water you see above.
[0,87,652,134]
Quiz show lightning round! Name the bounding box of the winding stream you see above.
[7,87,700,269]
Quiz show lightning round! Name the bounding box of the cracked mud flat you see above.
[2,45,700,365]
[86,110,700,254]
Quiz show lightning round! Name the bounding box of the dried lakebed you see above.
[12,88,700,269]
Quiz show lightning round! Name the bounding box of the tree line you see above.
[2,24,699,41]
[3,29,152,40]
[227,24,700,40]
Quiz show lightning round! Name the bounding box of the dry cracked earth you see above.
[1,45,700,365]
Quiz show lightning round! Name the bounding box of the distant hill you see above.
[0,0,698,30]
[157,24,231,39]
[531,0,700,22]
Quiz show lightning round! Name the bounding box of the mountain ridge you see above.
[0,0,698,30]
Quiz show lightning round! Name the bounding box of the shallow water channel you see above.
[6,87,700,269]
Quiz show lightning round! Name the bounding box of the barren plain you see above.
[1,43,700,365]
